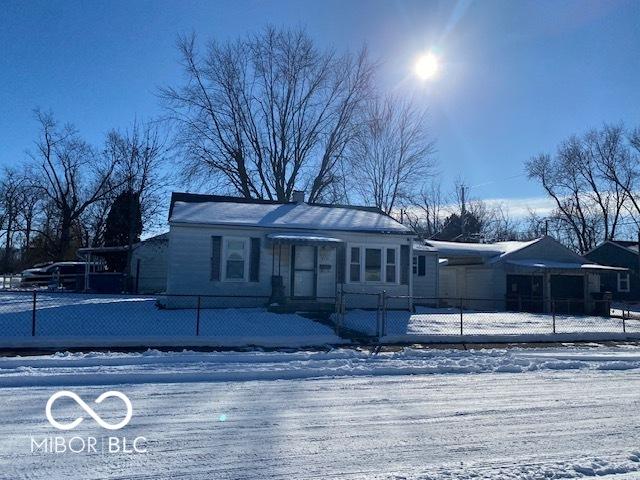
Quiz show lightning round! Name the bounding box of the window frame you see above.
[347,244,399,285]
[385,247,396,283]
[618,272,631,293]
[349,247,361,283]
[222,237,250,282]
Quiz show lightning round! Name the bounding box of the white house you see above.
[165,192,417,310]
[426,236,623,314]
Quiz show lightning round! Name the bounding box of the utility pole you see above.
[460,184,466,241]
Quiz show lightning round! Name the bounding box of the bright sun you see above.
[415,52,439,80]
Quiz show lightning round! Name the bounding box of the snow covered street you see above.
[1,346,640,479]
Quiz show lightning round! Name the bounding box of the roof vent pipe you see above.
[292,190,305,203]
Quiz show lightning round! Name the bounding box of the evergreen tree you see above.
[103,191,142,271]
[104,190,142,247]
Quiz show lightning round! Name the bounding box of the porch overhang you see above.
[504,260,628,272]
[266,232,344,246]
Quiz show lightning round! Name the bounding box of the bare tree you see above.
[0,168,25,271]
[106,120,170,230]
[28,110,121,259]
[525,126,629,253]
[349,95,436,214]
[161,27,374,202]
[404,181,444,237]
[587,124,640,225]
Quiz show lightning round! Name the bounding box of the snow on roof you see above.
[425,238,542,259]
[170,200,412,234]
[142,232,169,243]
[505,260,628,271]
[413,244,438,253]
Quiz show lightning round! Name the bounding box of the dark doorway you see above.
[506,274,544,312]
[550,275,584,314]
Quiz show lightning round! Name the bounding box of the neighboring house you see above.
[585,240,640,302]
[412,244,439,303]
[425,236,623,314]
[131,233,169,294]
[165,192,416,310]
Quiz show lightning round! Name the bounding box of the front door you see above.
[291,245,317,298]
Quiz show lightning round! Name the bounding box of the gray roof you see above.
[169,198,412,235]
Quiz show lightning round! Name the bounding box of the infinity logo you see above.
[45,391,133,431]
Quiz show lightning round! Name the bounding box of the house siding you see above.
[412,252,439,302]
[166,223,414,308]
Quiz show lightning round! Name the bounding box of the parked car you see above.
[20,262,104,288]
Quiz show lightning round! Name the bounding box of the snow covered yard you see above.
[0,292,343,347]
[339,306,640,342]
[1,346,640,478]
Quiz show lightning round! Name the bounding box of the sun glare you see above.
[415,52,439,80]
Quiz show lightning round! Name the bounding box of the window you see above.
[365,248,382,282]
[418,255,426,277]
[349,247,361,282]
[386,248,396,283]
[224,238,247,280]
[618,272,630,293]
[349,245,398,284]
[412,256,418,275]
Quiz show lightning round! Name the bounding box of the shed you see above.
[130,233,169,294]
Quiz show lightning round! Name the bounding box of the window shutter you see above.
[418,255,426,277]
[211,236,222,281]
[400,245,410,285]
[336,244,346,284]
[250,238,261,282]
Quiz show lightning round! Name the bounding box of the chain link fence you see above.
[0,288,639,348]
[0,290,342,345]
[333,290,640,340]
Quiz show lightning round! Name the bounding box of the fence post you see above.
[31,291,37,337]
[623,306,627,334]
[195,296,201,336]
[382,290,387,338]
[459,298,463,336]
[552,300,556,334]
[376,292,382,340]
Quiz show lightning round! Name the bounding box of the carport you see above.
[504,260,627,315]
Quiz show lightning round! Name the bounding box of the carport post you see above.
[459,298,463,336]
[623,309,626,333]
[552,300,556,334]
[31,291,37,337]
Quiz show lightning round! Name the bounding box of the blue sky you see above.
[1,0,639,208]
